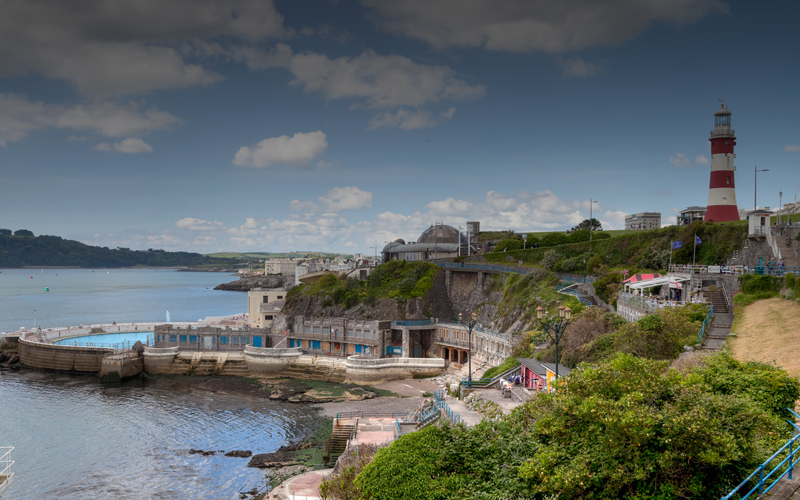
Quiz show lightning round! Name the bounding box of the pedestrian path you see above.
[443,394,483,426]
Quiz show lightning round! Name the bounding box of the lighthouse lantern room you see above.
[704,103,739,222]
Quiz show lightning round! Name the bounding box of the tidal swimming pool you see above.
[54,331,154,348]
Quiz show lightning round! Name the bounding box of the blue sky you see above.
[1,0,798,254]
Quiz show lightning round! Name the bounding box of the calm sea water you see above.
[0,268,319,499]
[0,268,243,334]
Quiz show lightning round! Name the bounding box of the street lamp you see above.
[458,311,478,388]
[536,305,571,388]
[755,166,769,210]
[780,191,783,226]
[589,199,599,241]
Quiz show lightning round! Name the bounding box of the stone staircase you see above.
[710,290,730,314]
[326,423,355,466]
[279,365,347,383]
[703,312,734,351]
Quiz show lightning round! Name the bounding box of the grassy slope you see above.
[729,297,800,379]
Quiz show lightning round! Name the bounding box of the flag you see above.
[695,236,702,245]
[672,241,683,250]
[623,269,628,277]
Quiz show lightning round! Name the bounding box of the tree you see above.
[0,229,10,236]
[13,229,34,236]
[571,218,602,232]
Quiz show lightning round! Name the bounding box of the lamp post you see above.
[536,305,571,388]
[589,199,598,241]
[780,191,783,226]
[458,311,478,387]
[583,258,587,284]
[755,166,769,210]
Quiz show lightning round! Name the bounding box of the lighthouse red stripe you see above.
[710,139,735,155]
[709,170,735,188]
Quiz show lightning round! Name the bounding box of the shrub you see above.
[494,238,522,252]
[738,274,781,294]
[541,249,559,270]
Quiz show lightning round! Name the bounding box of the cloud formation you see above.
[175,218,226,231]
[93,138,153,154]
[695,155,709,165]
[560,57,601,78]
[318,186,373,211]
[0,93,180,146]
[368,107,456,130]
[669,152,691,168]
[362,0,726,53]
[785,145,800,153]
[255,44,484,109]
[0,0,285,97]
[233,130,328,168]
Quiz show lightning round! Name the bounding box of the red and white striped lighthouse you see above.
[704,103,739,222]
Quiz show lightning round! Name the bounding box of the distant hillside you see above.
[0,234,236,268]
[207,251,348,260]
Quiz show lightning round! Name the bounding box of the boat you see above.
[0,446,13,497]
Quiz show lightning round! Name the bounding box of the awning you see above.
[623,273,662,284]
[626,275,690,291]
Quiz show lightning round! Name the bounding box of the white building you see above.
[247,288,287,328]
[265,258,297,276]
[625,212,661,231]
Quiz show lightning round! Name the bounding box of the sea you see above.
[0,268,321,499]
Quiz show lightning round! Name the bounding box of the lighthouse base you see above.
[704,205,740,223]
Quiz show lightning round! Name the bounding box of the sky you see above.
[1,0,799,255]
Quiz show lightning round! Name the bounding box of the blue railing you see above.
[722,408,800,499]
[555,283,593,307]
[436,262,538,275]
[434,389,462,425]
[462,365,521,389]
[555,273,597,284]
[392,319,435,327]
[697,305,715,344]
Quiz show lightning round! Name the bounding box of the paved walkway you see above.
[443,394,483,426]
[267,469,332,500]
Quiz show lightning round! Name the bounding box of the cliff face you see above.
[276,268,548,335]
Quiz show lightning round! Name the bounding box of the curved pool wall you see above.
[12,321,446,382]
[55,331,154,348]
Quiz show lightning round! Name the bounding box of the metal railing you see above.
[392,319,435,327]
[555,283,593,307]
[0,446,13,488]
[767,226,782,260]
[722,409,800,499]
[670,264,800,277]
[436,262,539,275]
[697,305,715,345]
[555,273,597,284]
[463,364,521,389]
[434,389,462,425]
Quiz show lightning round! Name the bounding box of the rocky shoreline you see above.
[213,274,294,291]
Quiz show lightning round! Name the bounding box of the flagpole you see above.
[669,240,673,273]
[692,233,697,269]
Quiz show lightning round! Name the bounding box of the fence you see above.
[697,305,715,344]
[555,283,593,307]
[670,264,800,277]
[434,389,462,425]
[721,408,800,499]
[0,446,13,492]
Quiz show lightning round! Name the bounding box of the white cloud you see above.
[785,145,800,153]
[486,191,517,211]
[601,210,628,230]
[669,152,691,168]
[318,186,373,211]
[93,138,153,154]
[695,155,709,165]
[368,107,456,130]
[317,160,336,170]
[289,200,319,212]
[560,57,601,78]
[263,44,484,108]
[0,0,285,96]
[362,0,726,53]
[175,218,226,231]
[0,93,180,146]
[233,131,328,168]
[426,197,471,215]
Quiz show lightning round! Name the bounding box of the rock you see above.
[225,450,253,458]
[188,449,216,456]
[214,275,293,292]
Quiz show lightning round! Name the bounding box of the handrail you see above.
[722,408,800,499]
[434,389,462,425]
[767,226,782,260]
[463,364,521,389]
[392,319,435,327]
[697,305,715,345]
[555,284,593,307]
[0,446,13,484]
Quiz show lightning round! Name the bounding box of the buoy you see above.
[30,276,33,279]
[45,287,49,292]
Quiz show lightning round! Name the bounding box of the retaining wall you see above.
[18,337,112,373]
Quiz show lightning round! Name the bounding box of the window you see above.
[170,335,177,343]
[727,176,731,185]
[277,295,283,299]
[265,315,273,320]
[179,335,187,343]
[189,335,197,343]
[262,296,269,303]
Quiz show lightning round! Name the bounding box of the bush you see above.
[739,274,781,294]
[540,249,559,270]
[494,238,522,252]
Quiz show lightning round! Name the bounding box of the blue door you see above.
[253,336,262,347]
[312,340,321,350]
[355,344,363,353]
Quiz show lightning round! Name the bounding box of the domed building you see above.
[382,223,471,262]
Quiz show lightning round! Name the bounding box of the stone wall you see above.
[99,352,144,382]
[19,338,111,372]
